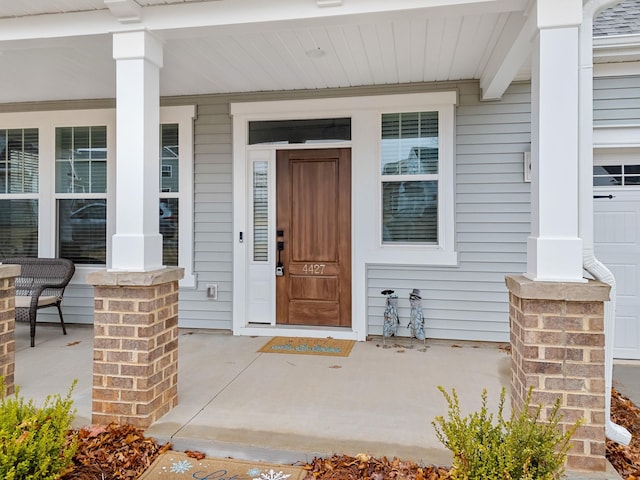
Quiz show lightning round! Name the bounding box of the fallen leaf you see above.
[62,423,171,480]
[84,425,107,438]
[185,450,206,460]
[329,365,342,369]
[355,453,370,462]
[66,341,81,347]
[16,431,29,444]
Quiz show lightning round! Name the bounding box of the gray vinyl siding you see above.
[165,97,234,329]
[368,82,530,342]
[35,285,95,326]
[593,75,640,126]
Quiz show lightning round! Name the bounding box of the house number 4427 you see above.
[303,264,325,274]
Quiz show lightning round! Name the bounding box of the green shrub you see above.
[432,386,581,480]
[0,378,78,480]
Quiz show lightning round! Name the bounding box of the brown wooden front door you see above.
[276,148,351,327]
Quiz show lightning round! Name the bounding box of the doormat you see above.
[138,451,307,479]
[258,337,355,357]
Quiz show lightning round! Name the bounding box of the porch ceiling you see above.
[0,0,538,104]
[2,1,636,105]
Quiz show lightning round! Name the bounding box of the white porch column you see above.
[111,30,164,271]
[526,0,584,283]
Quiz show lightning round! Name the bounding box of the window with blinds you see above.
[0,128,39,257]
[253,161,269,262]
[381,112,439,244]
[0,128,39,194]
[56,126,108,265]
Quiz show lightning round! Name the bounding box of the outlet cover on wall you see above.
[206,284,218,300]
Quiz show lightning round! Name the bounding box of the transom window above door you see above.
[248,118,351,145]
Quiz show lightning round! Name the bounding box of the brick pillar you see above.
[87,267,184,428]
[506,275,610,473]
[0,265,19,396]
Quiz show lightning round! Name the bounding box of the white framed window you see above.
[56,125,108,265]
[381,111,439,245]
[0,128,39,259]
[0,106,195,286]
[371,94,457,266]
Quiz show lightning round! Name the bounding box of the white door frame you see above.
[231,112,358,340]
[230,92,457,341]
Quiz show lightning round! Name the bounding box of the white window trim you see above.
[376,106,456,260]
[231,91,458,341]
[0,105,196,287]
[593,125,640,148]
[161,105,197,287]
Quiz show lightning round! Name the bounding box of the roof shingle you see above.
[594,0,640,36]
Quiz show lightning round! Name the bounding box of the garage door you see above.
[593,156,640,360]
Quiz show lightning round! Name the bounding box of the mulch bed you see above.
[61,388,640,480]
[607,388,640,479]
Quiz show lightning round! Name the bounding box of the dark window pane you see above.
[382,181,437,244]
[160,124,179,193]
[624,176,640,185]
[593,165,621,175]
[0,129,39,194]
[160,198,178,266]
[248,118,351,145]
[0,199,38,257]
[593,176,622,186]
[58,199,106,265]
[624,165,640,175]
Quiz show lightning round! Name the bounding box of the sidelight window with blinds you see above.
[253,161,269,261]
[381,111,439,244]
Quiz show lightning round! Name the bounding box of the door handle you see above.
[276,241,285,276]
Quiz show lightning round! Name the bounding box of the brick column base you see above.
[88,267,184,428]
[506,275,610,472]
[0,265,19,396]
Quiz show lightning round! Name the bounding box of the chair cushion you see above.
[15,295,59,308]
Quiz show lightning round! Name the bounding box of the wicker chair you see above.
[1,257,75,347]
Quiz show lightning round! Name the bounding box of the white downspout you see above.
[579,0,631,446]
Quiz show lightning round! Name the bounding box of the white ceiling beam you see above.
[480,9,536,100]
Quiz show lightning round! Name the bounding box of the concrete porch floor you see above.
[13,323,632,479]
